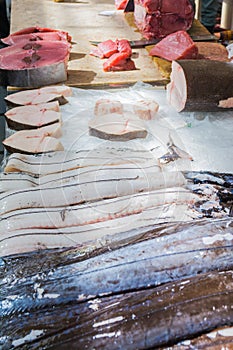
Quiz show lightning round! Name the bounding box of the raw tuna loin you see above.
[149,30,198,61]
[134,0,195,39]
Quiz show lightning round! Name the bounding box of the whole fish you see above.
[1,218,232,318]
[1,269,233,349]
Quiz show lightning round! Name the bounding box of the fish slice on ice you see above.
[4,101,61,130]
[89,112,147,141]
[2,122,63,154]
[5,85,72,106]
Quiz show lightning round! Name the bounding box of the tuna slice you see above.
[4,101,61,130]
[2,123,63,154]
[218,97,233,108]
[90,40,118,59]
[90,38,135,71]
[103,52,136,72]
[5,85,72,106]
[149,30,198,61]
[0,41,71,87]
[1,26,72,45]
[117,39,132,56]
[134,0,195,39]
[167,60,233,112]
[90,39,131,59]
[89,112,147,140]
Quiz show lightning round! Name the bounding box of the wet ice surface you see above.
[58,82,233,174]
[1,82,233,175]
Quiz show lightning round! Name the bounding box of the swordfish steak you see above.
[5,85,72,106]
[2,123,63,154]
[4,101,61,130]
[89,112,147,141]
[0,41,71,87]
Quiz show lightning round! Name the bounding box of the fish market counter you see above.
[10,0,211,88]
[1,0,233,349]
[1,83,233,349]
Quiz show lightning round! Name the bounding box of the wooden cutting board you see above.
[10,0,211,88]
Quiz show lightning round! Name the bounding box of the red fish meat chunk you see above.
[149,30,198,61]
[1,26,72,45]
[103,52,136,72]
[90,40,118,58]
[134,0,194,39]
[116,39,132,56]
[1,32,70,46]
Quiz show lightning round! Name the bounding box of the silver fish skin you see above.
[1,218,232,318]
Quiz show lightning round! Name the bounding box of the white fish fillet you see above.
[0,171,187,214]
[0,188,199,233]
[133,99,159,120]
[0,203,199,257]
[4,148,159,175]
[0,163,159,192]
[0,172,38,193]
[94,99,123,116]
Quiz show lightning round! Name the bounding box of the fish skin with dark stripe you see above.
[1,219,232,318]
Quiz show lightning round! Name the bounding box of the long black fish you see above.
[1,270,233,349]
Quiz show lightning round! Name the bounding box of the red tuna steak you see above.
[134,0,195,39]
[149,31,198,61]
[4,101,61,130]
[1,26,72,45]
[0,41,71,87]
